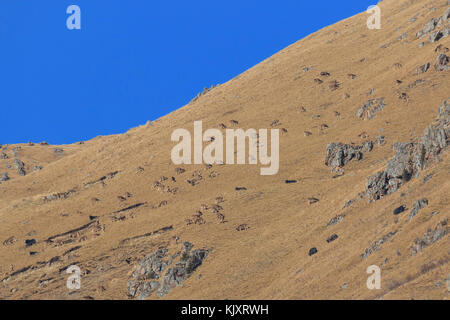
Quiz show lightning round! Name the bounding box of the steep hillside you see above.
[0,0,448,300]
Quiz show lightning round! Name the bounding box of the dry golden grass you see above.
[0,0,448,300]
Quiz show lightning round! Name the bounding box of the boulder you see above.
[356,98,386,120]
[365,100,449,202]
[434,53,449,71]
[408,198,429,221]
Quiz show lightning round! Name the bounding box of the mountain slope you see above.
[0,0,449,300]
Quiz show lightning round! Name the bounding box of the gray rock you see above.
[376,135,386,146]
[137,281,159,300]
[128,244,210,299]
[411,219,448,255]
[365,99,449,202]
[434,53,449,71]
[408,198,429,221]
[429,31,443,42]
[13,159,26,176]
[325,143,364,171]
[393,205,406,215]
[326,234,339,243]
[325,140,376,171]
[363,141,374,152]
[0,172,9,182]
[356,98,386,120]
[157,248,209,297]
[418,62,430,73]
[308,247,318,256]
[327,214,345,226]
[423,18,439,34]
[182,241,194,252]
[361,231,397,259]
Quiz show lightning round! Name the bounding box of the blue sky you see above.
[0,0,376,144]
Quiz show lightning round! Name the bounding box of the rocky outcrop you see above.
[416,8,450,42]
[408,198,428,221]
[13,159,26,176]
[434,53,449,71]
[356,98,386,120]
[365,99,449,202]
[127,242,211,300]
[411,219,448,255]
[325,141,373,171]
[361,231,397,259]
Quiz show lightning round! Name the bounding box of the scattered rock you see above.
[236,224,249,231]
[308,197,319,205]
[308,247,318,256]
[434,53,449,71]
[43,189,77,202]
[393,205,406,215]
[13,159,26,176]
[363,141,374,152]
[429,31,443,43]
[157,248,209,297]
[411,220,448,255]
[0,172,9,182]
[327,214,345,226]
[326,234,338,243]
[325,142,374,171]
[175,167,185,175]
[356,98,386,120]
[376,135,386,146]
[417,62,430,74]
[365,100,449,202]
[3,236,16,246]
[408,198,428,221]
[361,231,397,259]
[418,18,438,37]
[25,239,36,247]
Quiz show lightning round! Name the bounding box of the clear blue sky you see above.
[0,0,376,144]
